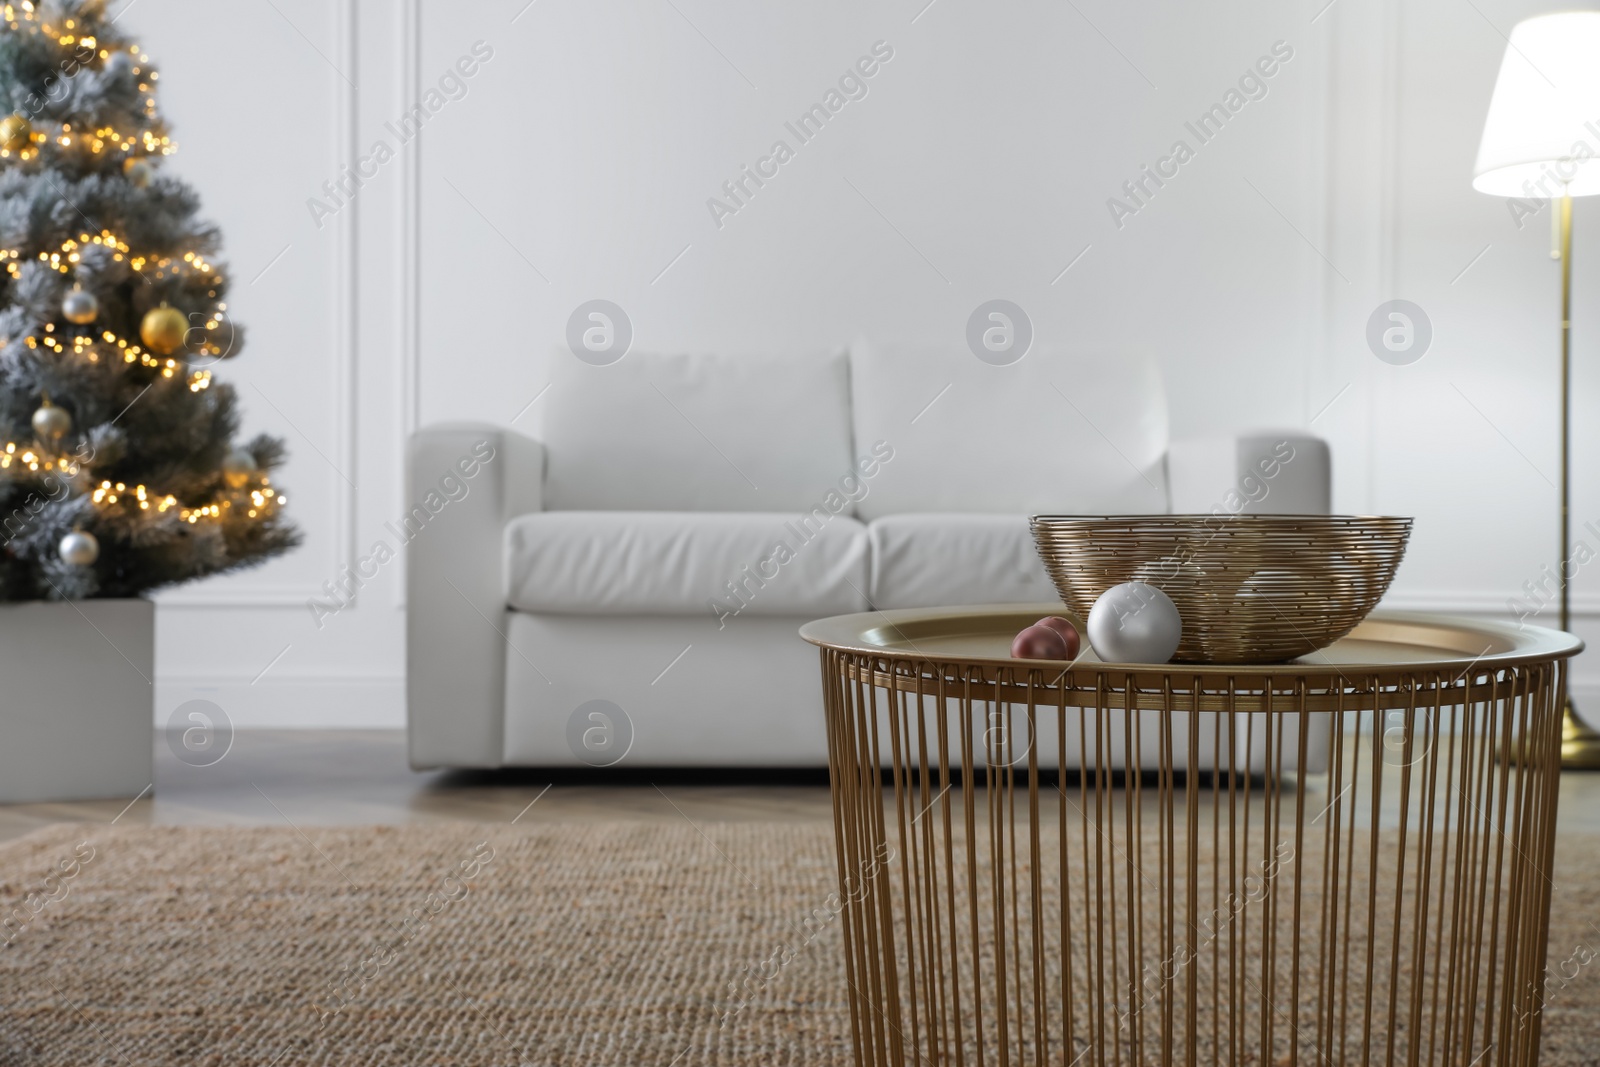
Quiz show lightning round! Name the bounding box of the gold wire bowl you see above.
[1029,514,1413,664]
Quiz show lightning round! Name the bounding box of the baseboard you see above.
[155,674,404,729]
[155,671,1600,732]
[156,596,1598,732]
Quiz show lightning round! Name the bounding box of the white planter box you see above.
[0,599,153,803]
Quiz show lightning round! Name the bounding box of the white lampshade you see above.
[1474,11,1600,197]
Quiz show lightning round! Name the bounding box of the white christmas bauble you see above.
[105,52,134,80]
[58,530,99,566]
[1087,581,1182,664]
[62,287,99,324]
[31,402,71,440]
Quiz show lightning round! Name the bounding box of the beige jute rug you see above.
[2,821,1599,1066]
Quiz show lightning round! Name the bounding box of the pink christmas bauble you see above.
[1011,624,1068,660]
[1034,616,1081,658]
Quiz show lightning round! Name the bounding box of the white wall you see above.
[1319,0,1600,681]
[142,0,1600,728]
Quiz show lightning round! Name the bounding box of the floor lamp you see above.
[1473,11,1600,767]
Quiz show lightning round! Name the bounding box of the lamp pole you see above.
[1559,191,1600,767]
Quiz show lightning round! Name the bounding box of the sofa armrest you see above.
[406,423,544,769]
[1166,432,1331,515]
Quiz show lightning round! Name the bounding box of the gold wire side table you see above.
[801,606,1581,1067]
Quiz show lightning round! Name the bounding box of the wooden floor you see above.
[5,729,1600,845]
[0,730,837,844]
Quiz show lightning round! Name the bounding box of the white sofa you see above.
[405,341,1331,769]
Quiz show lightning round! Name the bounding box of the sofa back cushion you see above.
[536,350,855,512]
[848,339,1170,521]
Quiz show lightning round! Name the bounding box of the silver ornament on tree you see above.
[222,447,257,489]
[123,157,153,189]
[31,397,71,441]
[62,286,98,325]
[58,530,99,566]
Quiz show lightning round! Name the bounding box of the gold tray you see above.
[800,603,1580,680]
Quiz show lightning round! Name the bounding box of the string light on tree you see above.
[0,443,58,473]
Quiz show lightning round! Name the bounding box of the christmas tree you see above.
[0,0,297,600]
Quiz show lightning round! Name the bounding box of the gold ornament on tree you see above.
[140,303,188,355]
[31,397,71,440]
[62,285,98,325]
[0,113,33,153]
[222,447,257,489]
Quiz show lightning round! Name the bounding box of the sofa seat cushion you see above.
[504,511,870,617]
[868,513,1059,609]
